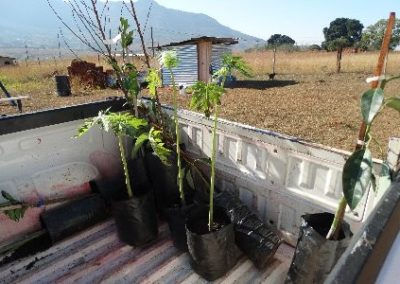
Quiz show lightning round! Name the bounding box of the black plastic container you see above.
[186,206,240,281]
[55,75,71,97]
[285,212,353,284]
[144,150,179,213]
[215,191,281,269]
[111,157,158,246]
[40,194,108,243]
[164,204,189,251]
[112,189,158,246]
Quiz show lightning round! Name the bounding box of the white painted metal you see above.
[0,106,382,246]
[174,108,380,245]
[0,121,120,244]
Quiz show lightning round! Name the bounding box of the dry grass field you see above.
[1,50,400,157]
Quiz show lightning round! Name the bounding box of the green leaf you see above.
[1,190,19,204]
[132,133,149,159]
[119,17,133,49]
[361,88,384,124]
[377,161,391,196]
[190,81,224,118]
[342,149,373,210]
[4,206,27,222]
[219,53,252,78]
[146,68,161,97]
[385,97,400,113]
[159,51,179,69]
[148,127,171,166]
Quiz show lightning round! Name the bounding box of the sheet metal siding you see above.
[211,45,231,72]
[0,220,293,283]
[161,45,198,86]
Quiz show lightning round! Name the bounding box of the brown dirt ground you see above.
[1,72,399,158]
[158,73,400,158]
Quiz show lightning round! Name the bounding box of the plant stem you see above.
[326,13,395,240]
[169,67,185,204]
[326,196,347,240]
[209,105,219,231]
[118,135,133,198]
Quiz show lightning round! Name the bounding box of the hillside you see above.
[0,0,264,58]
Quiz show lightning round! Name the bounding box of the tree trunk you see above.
[272,46,276,74]
[336,48,343,73]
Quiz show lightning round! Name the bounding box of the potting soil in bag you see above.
[285,212,352,284]
[112,189,158,246]
[215,191,281,269]
[186,206,241,281]
[145,150,194,216]
[41,194,108,243]
[164,205,189,251]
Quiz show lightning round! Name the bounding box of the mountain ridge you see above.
[0,0,264,58]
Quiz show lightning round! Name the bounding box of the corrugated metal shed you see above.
[160,37,236,86]
[0,220,294,283]
[211,45,231,72]
[159,37,238,48]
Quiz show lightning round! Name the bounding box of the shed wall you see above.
[161,45,198,86]
[161,44,232,86]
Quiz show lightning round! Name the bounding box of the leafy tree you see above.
[322,18,364,73]
[267,34,295,47]
[308,44,322,51]
[359,19,400,51]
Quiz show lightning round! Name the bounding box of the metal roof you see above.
[0,56,16,60]
[160,36,238,48]
[0,219,294,283]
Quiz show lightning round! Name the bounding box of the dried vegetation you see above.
[1,51,400,157]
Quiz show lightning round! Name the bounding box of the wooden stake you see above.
[355,12,396,151]
[327,12,396,241]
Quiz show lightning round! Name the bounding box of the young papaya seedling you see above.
[190,81,224,230]
[159,51,187,204]
[76,110,170,198]
[190,53,252,230]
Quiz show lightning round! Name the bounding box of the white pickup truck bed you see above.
[0,98,399,283]
[0,220,294,283]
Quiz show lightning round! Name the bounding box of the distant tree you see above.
[308,44,322,51]
[359,19,400,51]
[322,18,363,73]
[267,34,295,47]
[266,34,295,75]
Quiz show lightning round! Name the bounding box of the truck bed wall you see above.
[0,101,381,245]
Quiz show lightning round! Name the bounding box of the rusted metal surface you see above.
[0,219,294,283]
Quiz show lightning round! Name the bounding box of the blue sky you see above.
[148,0,398,44]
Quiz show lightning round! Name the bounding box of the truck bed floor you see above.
[0,220,294,283]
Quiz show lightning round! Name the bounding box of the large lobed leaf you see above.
[342,149,373,210]
[75,111,148,139]
[190,81,224,118]
[221,53,252,78]
[360,88,384,124]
